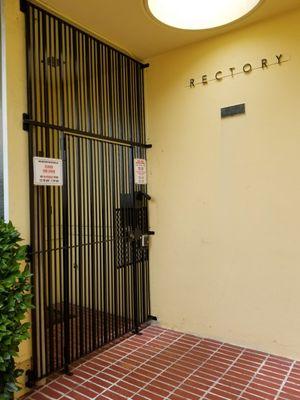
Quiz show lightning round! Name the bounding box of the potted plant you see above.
[0,220,33,399]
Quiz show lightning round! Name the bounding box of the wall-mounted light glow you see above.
[147,0,262,30]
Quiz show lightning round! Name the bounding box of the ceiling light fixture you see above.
[147,0,262,30]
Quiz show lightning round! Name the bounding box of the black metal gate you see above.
[22,0,151,381]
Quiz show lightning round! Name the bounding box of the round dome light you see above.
[147,0,262,30]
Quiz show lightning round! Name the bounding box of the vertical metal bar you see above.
[66,26,74,364]
[117,55,125,335]
[101,141,108,343]
[97,43,105,346]
[92,40,100,345]
[127,59,139,334]
[106,142,112,342]
[110,53,119,339]
[67,134,74,363]
[35,8,43,377]
[103,47,110,342]
[85,34,96,351]
[24,3,40,380]
[52,18,59,371]
[107,49,115,341]
[111,144,118,339]
[93,135,100,348]
[55,20,64,370]
[123,62,130,333]
[90,141,96,350]
[68,28,76,360]
[130,147,139,334]
[45,14,55,373]
[61,134,70,373]
[136,65,147,323]
[72,28,83,359]
[62,25,74,361]
[83,139,88,353]
[58,19,70,374]
[84,137,91,353]
[40,10,50,375]
[81,38,88,354]
[77,137,84,357]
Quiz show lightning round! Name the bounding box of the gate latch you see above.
[136,191,151,201]
[141,231,155,248]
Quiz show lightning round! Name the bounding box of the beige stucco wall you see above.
[4,0,31,395]
[146,8,300,360]
[5,0,28,237]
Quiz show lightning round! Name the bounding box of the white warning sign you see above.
[134,158,147,185]
[33,157,63,186]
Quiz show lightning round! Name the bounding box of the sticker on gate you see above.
[134,158,147,185]
[33,157,63,186]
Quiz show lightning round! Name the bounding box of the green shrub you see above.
[0,220,33,399]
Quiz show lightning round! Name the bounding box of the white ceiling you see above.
[36,0,300,60]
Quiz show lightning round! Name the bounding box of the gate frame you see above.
[21,0,154,385]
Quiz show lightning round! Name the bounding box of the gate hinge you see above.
[20,0,28,13]
[26,245,33,263]
[23,113,30,132]
[148,315,158,321]
[25,369,35,388]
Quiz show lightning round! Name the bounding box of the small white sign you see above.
[134,158,147,185]
[33,157,63,186]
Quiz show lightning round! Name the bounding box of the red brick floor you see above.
[23,325,300,400]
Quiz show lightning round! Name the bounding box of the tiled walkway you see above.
[24,325,300,400]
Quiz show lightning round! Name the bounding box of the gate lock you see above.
[125,190,154,247]
[129,229,155,247]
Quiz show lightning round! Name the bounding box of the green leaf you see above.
[6,382,19,392]
[0,219,34,397]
